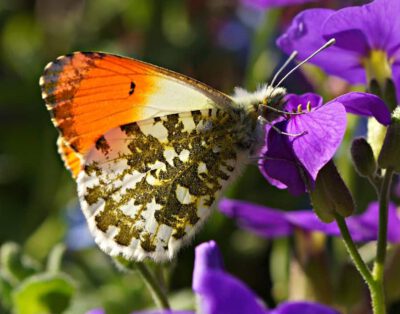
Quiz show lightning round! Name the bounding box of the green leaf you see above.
[0,272,13,310]
[13,273,75,314]
[0,242,40,285]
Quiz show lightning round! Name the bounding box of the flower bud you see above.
[351,137,377,177]
[383,78,398,112]
[310,161,355,222]
[368,78,382,98]
[378,107,400,172]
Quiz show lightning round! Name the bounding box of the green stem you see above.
[335,214,384,314]
[334,213,374,286]
[136,262,171,310]
[367,175,381,195]
[336,168,394,314]
[373,168,394,280]
[369,168,394,314]
[370,281,386,314]
[46,243,66,273]
[116,257,170,310]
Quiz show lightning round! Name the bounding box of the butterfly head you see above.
[232,84,287,122]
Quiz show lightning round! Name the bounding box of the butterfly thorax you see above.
[230,84,287,154]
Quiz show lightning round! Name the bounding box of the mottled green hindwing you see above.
[77,108,248,261]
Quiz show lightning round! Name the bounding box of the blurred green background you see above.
[1,0,398,313]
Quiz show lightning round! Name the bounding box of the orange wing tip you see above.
[40,52,157,154]
[57,137,83,178]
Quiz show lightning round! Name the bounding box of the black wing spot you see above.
[95,136,110,155]
[129,81,136,95]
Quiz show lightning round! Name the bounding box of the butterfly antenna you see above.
[275,38,336,89]
[270,50,298,87]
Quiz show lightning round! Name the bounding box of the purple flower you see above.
[85,310,105,314]
[219,198,400,243]
[242,0,317,9]
[277,0,400,98]
[259,92,389,195]
[87,309,194,314]
[87,241,340,314]
[65,202,95,250]
[193,241,339,314]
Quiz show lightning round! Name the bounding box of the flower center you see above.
[293,101,312,114]
[362,50,392,87]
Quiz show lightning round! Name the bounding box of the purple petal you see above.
[193,241,224,291]
[344,203,382,242]
[388,202,400,242]
[219,199,294,238]
[355,202,400,243]
[322,0,400,56]
[390,62,400,103]
[285,210,339,235]
[270,302,339,314]
[260,122,307,195]
[284,93,323,112]
[259,159,289,190]
[333,92,391,125]
[286,101,347,180]
[286,202,400,243]
[323,29,370,55]
[86,310,105,314]
[193,241,267,314]
[258,124,289,190]
[277,9,365,84]
[221,194,400,243]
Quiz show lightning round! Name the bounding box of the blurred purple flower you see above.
[65,202,95,250]
[219,199,400,243]
[193,241,339,314]
[259,92,389,195]
[277,0,400,97]
[87,241,339,314]
[217,20,250,52]
[86,310,105,314]
[242,0,317,9]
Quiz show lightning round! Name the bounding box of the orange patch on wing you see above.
[41,52,156,154]
[57,137,82,178]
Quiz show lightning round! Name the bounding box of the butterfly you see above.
[39,52,286,261]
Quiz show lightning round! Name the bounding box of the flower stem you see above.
[373,168,394,280]
[370,281,386,314]
[335,214,384,314]
[334,213,374,286]
[135,262,171,310]
[369,168,394,314]
[116,257,171,310]
[336,168,394,314]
